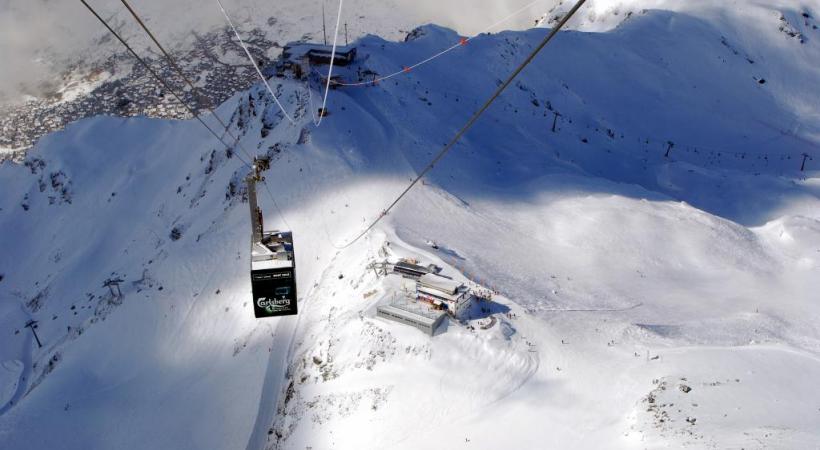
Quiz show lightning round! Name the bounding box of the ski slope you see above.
[1,2,820,448]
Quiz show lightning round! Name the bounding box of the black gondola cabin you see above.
[251,230,297,317]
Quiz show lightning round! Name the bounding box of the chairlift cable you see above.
[330,0,588,249]
[117,0,257,162]
[215,0,297,125]
[80,0,253,169]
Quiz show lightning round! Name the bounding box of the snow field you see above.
[2,3,820,448]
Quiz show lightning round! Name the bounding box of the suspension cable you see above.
[80,0,253,169]
[329,0,545,87]
[261,178,292,231]
[107,0,294,229]
[309,0,345,127]
[330,0,588,249]
[117,0,257,162]
[215,0,296,125]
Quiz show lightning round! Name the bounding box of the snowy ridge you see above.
[2,2,820,449]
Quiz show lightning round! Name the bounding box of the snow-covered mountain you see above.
[1,1,819,448]
[1,0,555,154]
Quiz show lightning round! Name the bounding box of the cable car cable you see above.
[328,0,545,87]
[116,0,297,230]
[261,178,292,231]
[215,0,297,125]
[330,0,588,249]
[117,0,257,162]
[309,0,345,127]
[80,0,254,169]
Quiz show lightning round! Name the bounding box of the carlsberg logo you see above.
[257,297,291,311]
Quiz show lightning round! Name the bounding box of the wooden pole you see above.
[801,153,810,171]
[344,23,348,46]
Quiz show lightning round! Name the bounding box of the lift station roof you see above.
[418,273,461,295]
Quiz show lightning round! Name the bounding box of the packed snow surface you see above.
[1,1,819,448]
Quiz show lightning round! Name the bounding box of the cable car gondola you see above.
[247,158,298,317]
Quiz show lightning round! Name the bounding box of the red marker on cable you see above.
[459,37,468,46]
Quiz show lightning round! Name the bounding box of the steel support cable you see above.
[328,0,545,87]
[261,178,292,231]
[118,0,257,162]
[117,0,295,228]
[304,0,344,126]
[330,0,588,249]
[215,0,296,125]
[308,0,345,127]
[80,0,254,169]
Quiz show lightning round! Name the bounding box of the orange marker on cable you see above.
[459,37,468,46]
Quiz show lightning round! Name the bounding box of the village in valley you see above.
[0,26,275,160]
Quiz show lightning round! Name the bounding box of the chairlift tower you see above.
[247,157,298,317]
[25,320,43,348]
[801,152,811,172]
